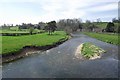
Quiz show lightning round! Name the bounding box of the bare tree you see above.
[57,18,82,33]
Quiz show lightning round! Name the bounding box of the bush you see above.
[29,27,34,35]
[105,22,115,32]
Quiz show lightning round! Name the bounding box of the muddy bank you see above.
[2,38,68,63]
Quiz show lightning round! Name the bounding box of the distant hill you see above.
[82,22,118,29]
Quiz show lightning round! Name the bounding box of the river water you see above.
[2,33,119,78]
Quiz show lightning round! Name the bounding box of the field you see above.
[1,31,67,55]
[83,32,119,45]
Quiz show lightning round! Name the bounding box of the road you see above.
[2,33,119,78]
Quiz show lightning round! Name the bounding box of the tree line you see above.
[1,17,120,35]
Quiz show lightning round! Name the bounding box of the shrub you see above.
[105,22,115,32]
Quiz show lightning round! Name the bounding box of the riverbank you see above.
[2,37,68,63]
[83,32,119,45]
[1,31,69,63]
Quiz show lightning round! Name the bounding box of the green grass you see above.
[83,32,119,45]
[1,31,68,55]
[81,42,105,59]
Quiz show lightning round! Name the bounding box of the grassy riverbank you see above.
[1,31,68,55]
[83,32,119,45]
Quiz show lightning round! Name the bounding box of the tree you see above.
[112,18,117,23]
[96,18,101,23]
[112,18,120,23]
[45,21,57,35]
[105,22,115,32]
[88,24,96,31]
[29,27,34,35]
[79,23,83,31]
[118,25,120,33]
[85,20,92,30]
[27,23,34,35]
[64,26,72,35]
[57,18,82,32]
[85,20,91,27]
[37,22,46,30]
[20,23,27,29]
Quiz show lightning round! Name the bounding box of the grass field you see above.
[81,42,105,59]
[1,31,67,55]
[83,32,119,45]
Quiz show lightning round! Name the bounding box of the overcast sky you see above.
[0,0,119,25]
